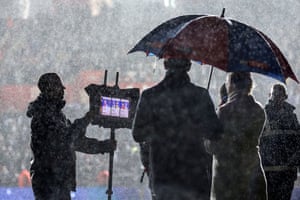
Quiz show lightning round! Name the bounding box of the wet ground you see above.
[1,185,300,200]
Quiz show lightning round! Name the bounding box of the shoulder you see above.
[141,81,163,95]
[141,81,209,99]
[247,96,266,120]
[264,103,271,110]
[190,82,207,91]
[253,98,264,111]
[183,82,210,96]
[219,95,264,114]
[254,101,266,118]
[140,80,174,97]
[244,95,265,115]
[283,101,296,112]
[140,87,157,101]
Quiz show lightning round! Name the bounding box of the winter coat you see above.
[27,95,108,191]
[210,91,267,200]
[132,72,222,199]
[259,100,300,200]
[259,100,300,171]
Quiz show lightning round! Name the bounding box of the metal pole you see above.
[207,8,225,90]
[106,128,115,200]
[106,71,119,200]
[115,72,119,86]
[104,70,108,86]
[207,66,214,90]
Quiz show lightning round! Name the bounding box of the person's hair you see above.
[227,72,253,94]
[270,84,288,100]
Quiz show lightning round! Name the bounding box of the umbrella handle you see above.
[207,66,214,90]
[207,8,224,90]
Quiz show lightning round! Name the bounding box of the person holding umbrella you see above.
[27,73,116,200]
[132,58,222,200]
[259,84,300,200]
[210,72,267,200]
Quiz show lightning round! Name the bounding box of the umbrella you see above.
[128,9,298,87]
[128,14,202,56]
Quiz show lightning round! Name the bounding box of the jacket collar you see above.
[161,71,191,89]
[228,90,252,102]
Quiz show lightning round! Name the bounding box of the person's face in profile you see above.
[225,75,232,94]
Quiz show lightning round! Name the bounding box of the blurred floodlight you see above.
[19,0,30,19]
[6,189,12,195]
[89,0,113,16]
[71,191,76,198]
[164,0,176,8]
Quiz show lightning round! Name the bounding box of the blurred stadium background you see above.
[0,0,299,199]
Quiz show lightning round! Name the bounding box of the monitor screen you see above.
[100,96,130,118]
[85,84,140,128]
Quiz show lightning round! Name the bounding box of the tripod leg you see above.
[106,128,115,200]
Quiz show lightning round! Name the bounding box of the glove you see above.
[84,110,97,123]
[100,139,117,153]
[72,110,96,129]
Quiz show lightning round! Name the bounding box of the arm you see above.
[132,92,155,143]
[206,102,225,154]
[69,112,92,141]
[198,89,223,141]
[70,111,116,154]
[74,137,116,154]
[190,89,223,154]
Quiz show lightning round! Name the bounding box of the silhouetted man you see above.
[27,73,116,200]
[132,58,222,200]
[260,84,300,200]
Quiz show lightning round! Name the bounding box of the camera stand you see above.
[106,127,115,200]
[105,70,118,200]
[85,69,140,200]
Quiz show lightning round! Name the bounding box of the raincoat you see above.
[259,99,300,200]
[27,95,111,199]
[211,91,267,200]
[132,71,222,200]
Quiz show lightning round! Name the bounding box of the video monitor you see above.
[100,96,130,118]
[85,84,140,129]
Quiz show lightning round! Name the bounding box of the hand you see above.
[102,139,117,153]
[84,110,96,122]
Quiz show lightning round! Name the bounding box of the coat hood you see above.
[27,95,66,118]
[266,99,295,112]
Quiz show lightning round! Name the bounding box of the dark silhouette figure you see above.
[27,73,116,200]
[210,72,267,200]
[132,58,222,200]
[138,141,155,199]
[259,84,300,200]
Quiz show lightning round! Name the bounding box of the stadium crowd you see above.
[0,0,299,189]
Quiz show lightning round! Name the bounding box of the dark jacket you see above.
[132,72,222,198]
[27,95,108,191]
[260,100,300,168]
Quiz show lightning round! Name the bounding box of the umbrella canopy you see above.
[128,15,202,56]
[257,31,299,83]
[129,11,298,84]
